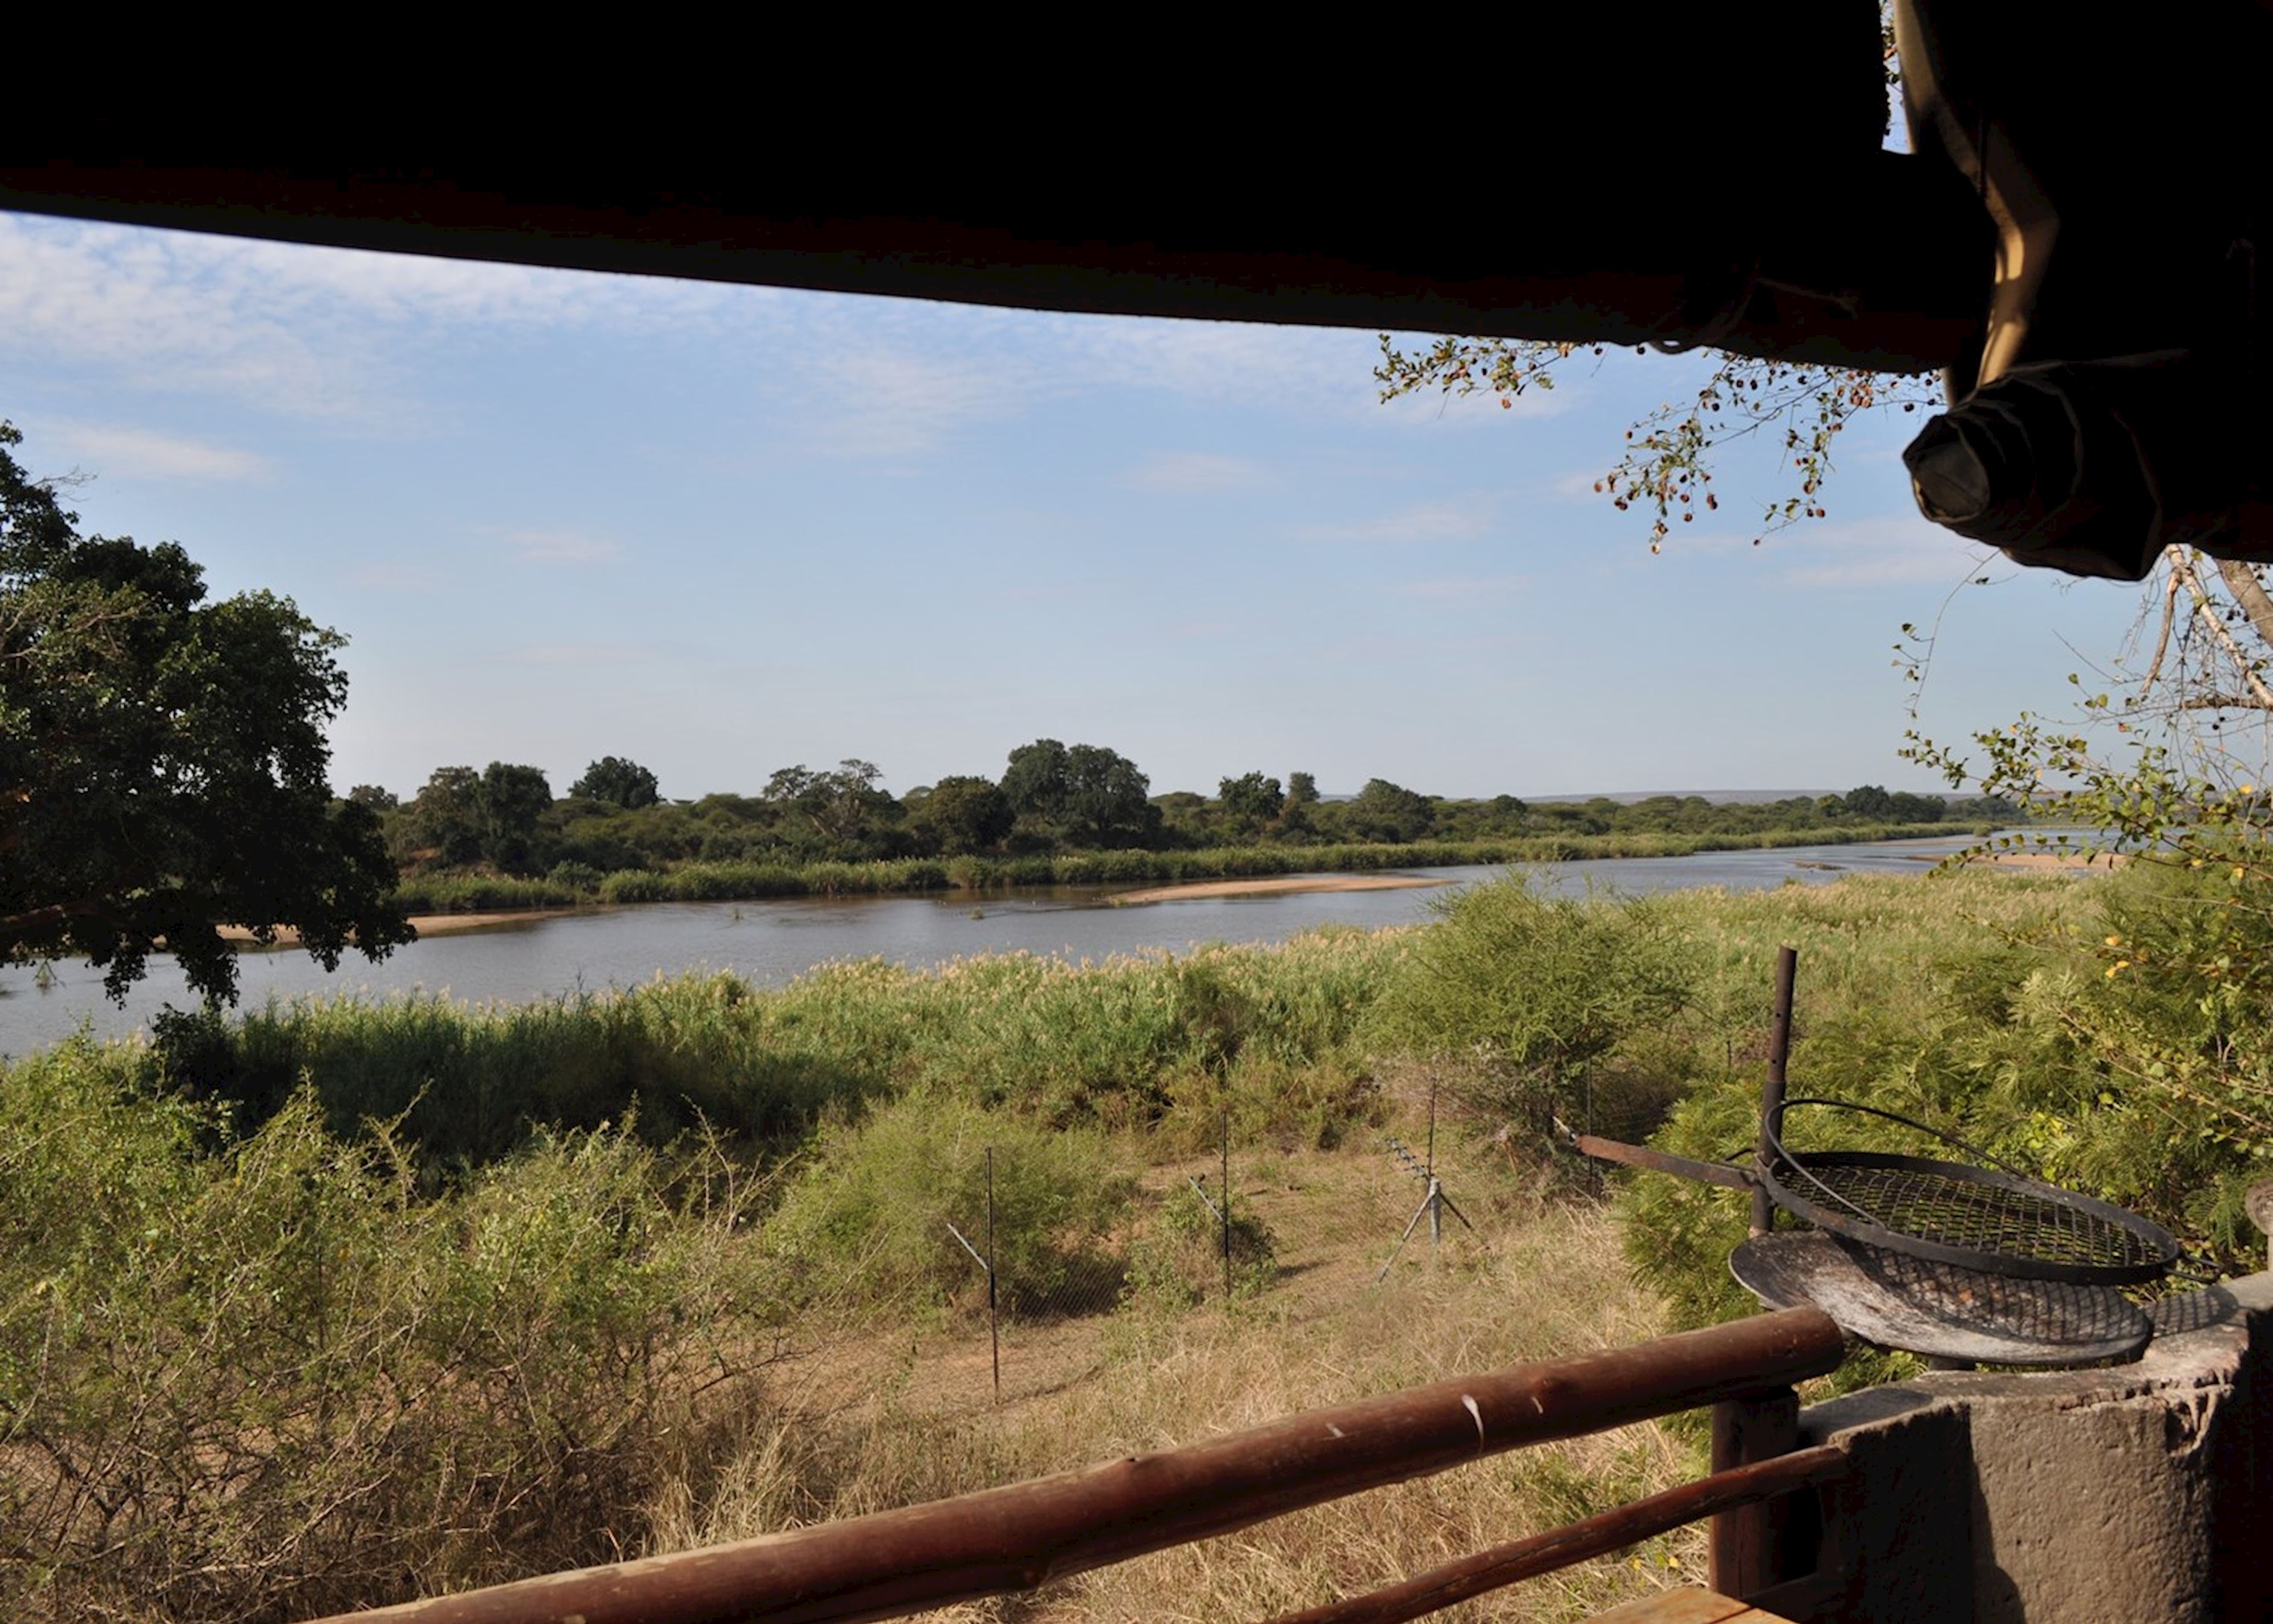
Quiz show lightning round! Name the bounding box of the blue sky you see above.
[0,210,2145,802]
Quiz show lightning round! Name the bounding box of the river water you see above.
[0,833,2055,1055]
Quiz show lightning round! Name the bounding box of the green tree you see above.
[1367,876,1700,1138]
[345,783,398,812]
[999,738,1072,827]
[909,774,1014,855]
[1001,738,1161,848]
[475,762,553,875]
[0,422,411,1004]
[398,766,483,866]
[569,755,660,809]
[1062,744,1160,848]
[1217,772,1285,833]
[763,759,896,851]
[1346,778,1435,844]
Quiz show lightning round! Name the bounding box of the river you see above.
[0,833,2059,1055]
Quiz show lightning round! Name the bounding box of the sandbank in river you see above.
[1108,874,1447,906]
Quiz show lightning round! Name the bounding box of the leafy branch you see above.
[1373,336,1939,551]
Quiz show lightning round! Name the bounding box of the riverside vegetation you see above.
[11,855,2262,1622]
[366,749,2013,914]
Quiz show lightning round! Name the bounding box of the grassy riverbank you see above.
[392,821,1985,914]
[15,858,2259,1621]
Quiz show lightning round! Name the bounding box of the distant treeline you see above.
[344,741,2017,911]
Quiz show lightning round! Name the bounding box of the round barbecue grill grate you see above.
[1731,1232,2155,1367]
[1759,1099,2181,1286]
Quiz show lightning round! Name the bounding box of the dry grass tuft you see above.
[655,1187,1704,1623]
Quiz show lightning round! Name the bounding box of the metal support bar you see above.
[985,1147,999,1401]
[943,1221,990,1274]
[1376,1175,1479,1283]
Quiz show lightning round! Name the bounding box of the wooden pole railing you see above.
[304,1306,1844,1624]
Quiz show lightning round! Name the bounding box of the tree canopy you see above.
[0,422,412,1003]
[1001,739,1160,849]
[569,755,660,809]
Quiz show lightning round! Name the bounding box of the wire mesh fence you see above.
[830,1078,1574,1411]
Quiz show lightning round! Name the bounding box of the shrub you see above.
[598,868,670,904]
[765,1094,1133,1319]
[0,1045,775,1621]
[1365,876,1701,1142]
[1121,1180,1278,1314]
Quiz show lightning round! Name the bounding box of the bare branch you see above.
[2167,549,2273,710]
[2138,549,2184,698]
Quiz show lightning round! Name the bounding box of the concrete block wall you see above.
[1796,1274,2273,1623]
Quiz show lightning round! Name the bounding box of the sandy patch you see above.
[1110,874,1446,906]
[1961,850,2126,871]
[220,910,565,946]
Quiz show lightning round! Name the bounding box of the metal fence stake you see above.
[987,1147,999,1401]
[944,1161,1000,1404]
[1753,945,1798,1237]
[1222,1109,1233,1308]
[1425,1085,1439,1247]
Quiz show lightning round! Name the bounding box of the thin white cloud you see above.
[0,214,1547,456]
[42,421,270,482]
[0,214,748,426]
[1778,515,2000,588]
[495,527,622,565]
[1297,498,1497,545]
[789,342,1046,460]
[1122,452,1270,493]
[1064,315,1375,409]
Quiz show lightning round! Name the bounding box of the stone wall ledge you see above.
[1792,1272,2273,1624]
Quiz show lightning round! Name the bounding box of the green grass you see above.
[143,926,1416,1162]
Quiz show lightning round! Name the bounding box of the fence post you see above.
[1720,946,1806,1597]
[987,1147,1000,1402]
[1707,1386,1801,1598]
[1425,1084,1440,1248]
[1752,945,1797,1237]
[1221,1110,1233,1308]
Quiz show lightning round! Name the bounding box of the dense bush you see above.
[1364,878,1702,1144]
[1121,1180,1278,1314]
[764,1094,1134,1318]
[0,1042,773,1621]
[139,932,1412,1163]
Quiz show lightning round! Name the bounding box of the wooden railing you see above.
[304,1306,1847,1624]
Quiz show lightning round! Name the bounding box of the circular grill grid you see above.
[1789,1159,2166,1274]
[1838,1237,2152,1346]
[1764,1149,2173,1281]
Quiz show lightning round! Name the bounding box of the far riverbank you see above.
[389,822,1989,916]
[3,833,2063,1057]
